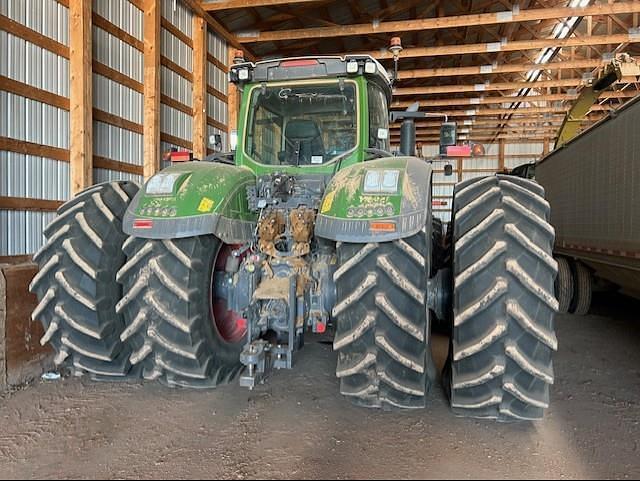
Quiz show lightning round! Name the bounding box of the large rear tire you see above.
[116,235,245,388]
[30,182,140,379]
[445,175,559,421]
[332,231,435,410]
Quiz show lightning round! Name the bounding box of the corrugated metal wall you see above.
[92,0,144,185]
[160,0,194,162]
[0,0,70,256]
[0,0,230,256]
[208,29,229,151]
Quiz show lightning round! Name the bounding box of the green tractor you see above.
[30,56,559,421]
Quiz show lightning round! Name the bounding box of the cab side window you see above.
[368,83,390,151]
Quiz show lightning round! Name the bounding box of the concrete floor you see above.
[0,292,639,480]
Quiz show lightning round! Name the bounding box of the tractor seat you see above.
[284,119,325,165]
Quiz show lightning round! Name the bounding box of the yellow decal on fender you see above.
[321,191,336,213]
[198,197,215,213]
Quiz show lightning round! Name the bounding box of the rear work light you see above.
[280,59,319,68]
[370,221,396,233]
[133,219,154,230]
[167,151,193,163]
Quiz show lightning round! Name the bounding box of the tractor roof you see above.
[230,55,392,99]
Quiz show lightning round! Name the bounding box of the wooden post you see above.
[69,0,93,195]
[543,138,551,156]
[193,16,208,160]
[227,46,240,143]
[143,0,161,179]
[499,140,506,171]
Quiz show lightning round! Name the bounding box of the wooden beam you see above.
[392,127,561,135]
[180,0,256,61]
[93,109,144,135]
[394,136,554,143]
[238,2,640,43]
[143,0,161,179]
[193,16,208,160]
[499,140,506,170]
[394,77,639,96]
[399,59,605,80]
[162,17,193,48]
[0,76,69,111]
[161,133,193,151]
[69,0,92,195]
[93,156,144,177]
[161,56,194,83]
[93,13,143,51]
[360,34,640,61]
[393,105,611,119]
[202,0,322,11]
[0,197,63,212]
[0,137,69,162]
[161,95,193,117]
[93,61,144,94]
[0,14,69,59]
[227,46,239,139]
[390,90,638,109]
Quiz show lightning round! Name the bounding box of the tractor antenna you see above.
[388,37,403,86]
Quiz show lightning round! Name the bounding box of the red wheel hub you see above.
[211,244,248,344]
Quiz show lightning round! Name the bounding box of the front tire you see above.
[116,235,245,388]
[445,175,559,421]
[332,231,435,410]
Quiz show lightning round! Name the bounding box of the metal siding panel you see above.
[2,93,68,150]
[93,73,143,123]
[160,66,193,107]
[0,152,69,201]
[162,0,192,37]
[93,121,143,166]
[93,168,142,185]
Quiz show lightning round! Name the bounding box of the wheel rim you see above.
[211,244,248,344]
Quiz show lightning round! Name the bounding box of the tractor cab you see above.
[229,56,393,172]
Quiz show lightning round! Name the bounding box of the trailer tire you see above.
[571,262,593,316]
[333,232,435,410]
[29,182,140,379]
[445,175,559,421]
[117,235,245,388]
[555,256,574,314]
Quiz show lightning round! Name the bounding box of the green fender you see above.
[123,162,258,243]
[315,156,433,242]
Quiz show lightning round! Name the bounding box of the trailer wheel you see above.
[571,262,593,316]
[116,235,245,388]
[445,175,559,421]
[29,182,140,379]
[333,231,435,410]
[555,256,574,314]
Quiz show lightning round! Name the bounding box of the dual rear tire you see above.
[31,182,245,386]
[444,175,559,421]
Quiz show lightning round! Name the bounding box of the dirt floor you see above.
[0,292,639,480]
